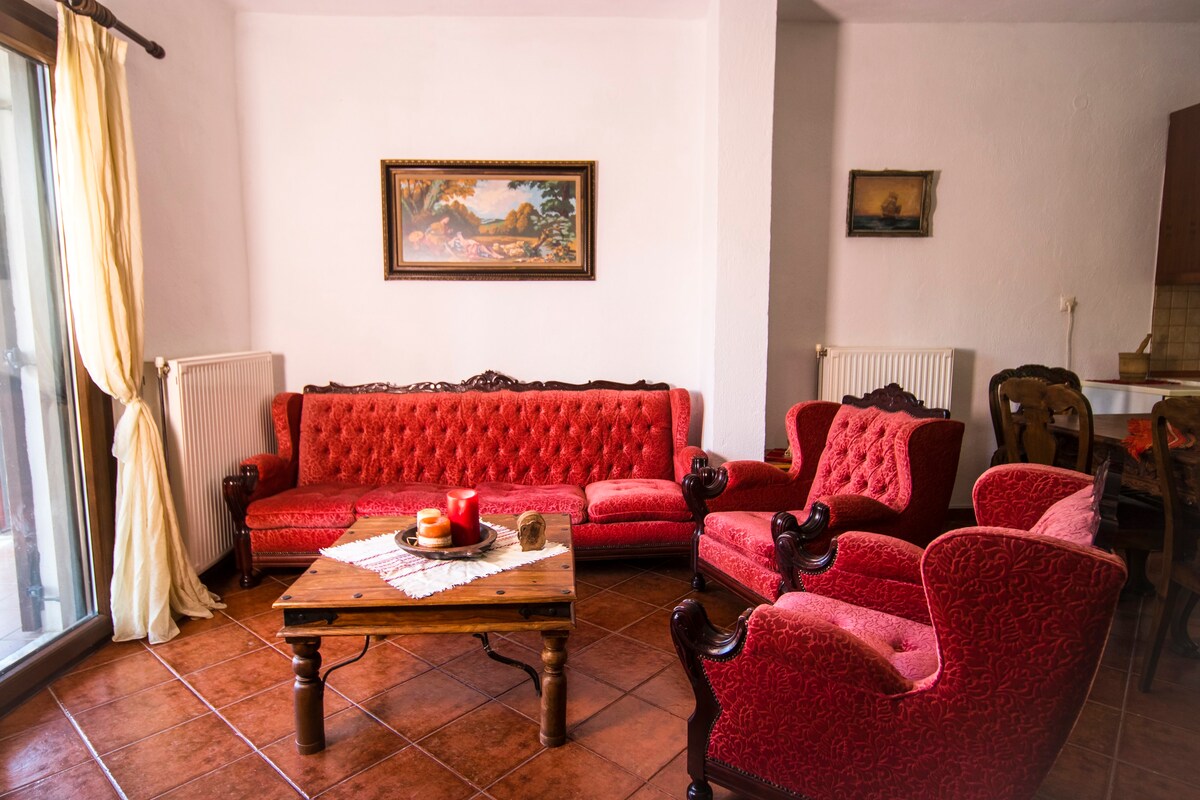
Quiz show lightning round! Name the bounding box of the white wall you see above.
[119,0,251,359]
[698,0,779,461]
[236,13,707,394]
[766,22,837,447]
[772,22,1200,503]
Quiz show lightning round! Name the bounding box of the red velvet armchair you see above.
[672,463,1125,800]
[685,386,964,604]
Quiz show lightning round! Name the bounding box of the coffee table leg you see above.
[288,637,325,755]
[539,631,569,747]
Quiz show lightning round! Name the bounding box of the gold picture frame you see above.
[846,169,933,237]
[381,160,596,280]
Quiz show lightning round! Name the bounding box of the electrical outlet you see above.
[1059,295,1076,312]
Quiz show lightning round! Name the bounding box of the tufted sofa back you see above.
[291,388,690,487]
[807,404,929,510]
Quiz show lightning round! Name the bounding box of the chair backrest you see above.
[1151,397,1200,574]
[988,365,1081,463]
[997,376,1093,472]
[841,383,949,419]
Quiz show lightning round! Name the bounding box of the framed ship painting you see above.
[846,169,933,237]
[381,160,596,280]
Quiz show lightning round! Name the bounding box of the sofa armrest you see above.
[676,445,708,483]
[702,459,812,514]
[222,454,295,528]
[972,464,1090,530]
[789,531,929,623]
[818,494,901,529]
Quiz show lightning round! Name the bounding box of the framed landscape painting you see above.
[846,169,933,237]
[381,160,595,280]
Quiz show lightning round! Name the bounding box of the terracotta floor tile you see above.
[323,641,431,702]
[221,680,351,748]
[153,622,268,675]
[74,680,208,754]
[632,663,695,718]
[101,713,250,800]
[275,633,378,664]
[0,717,92,793]
[571,635,676,691]
[238,608,285,644]
[629,786,675,800]
[634,557,694,585]
[1089,665,1129,709]
[574,581,603,601]
[621,610,675,653]
[576,562,647,588]
[488,741,642,800]
[360,670,487,740]
[648,750,690,796]
[0,760,118,799]
[502,621,608,654]
[1111,761,1200,798]
[393,633,479,665]
[1118,713,1200,785]
[573,695,685,779]
[1068,700,1122,756]
[497,666,622,730]
[260,707,405,797]
[441,642,540,697]
[0,690,64,741]
[157,753,299,799]
[609,572,692,607]
[1125,676,1200,733]
[576,592,658,633]
[1133,646,1200,691]
[66,639,148,673]
[220,582,289,620]
[419,702,543,786]
[167,611,236,641]
[1036,743,1112,800]
[320,746,475,800]
[183,647,291,708]
[50,650,174,713]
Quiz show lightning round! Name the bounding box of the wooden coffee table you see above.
[274,513,575,754]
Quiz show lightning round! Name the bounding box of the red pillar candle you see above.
[446,488,480,546]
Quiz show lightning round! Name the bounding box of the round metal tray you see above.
[395,523,498,560]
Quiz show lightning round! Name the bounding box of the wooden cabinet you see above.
[1156,102,1200,285]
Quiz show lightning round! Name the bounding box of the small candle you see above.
[416,514,452,548]
[446,488,480,546]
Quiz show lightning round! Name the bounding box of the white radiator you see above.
[159,352,275,573]
[816,346,955,411]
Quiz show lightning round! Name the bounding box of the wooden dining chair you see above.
[1139,397,1200,692]
[997,376,1161,595]
[988,365,1081,465]
[996,376,1094,471]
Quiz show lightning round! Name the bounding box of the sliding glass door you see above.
[0,28,104,688]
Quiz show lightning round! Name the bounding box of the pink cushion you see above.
[585,479,691,523]
[1029,486,1099,548]
[474,482,587,524]
[774,591,939,683]
[355,482,455,516]
[245,484,367,529]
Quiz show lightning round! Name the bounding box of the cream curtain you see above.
[54,10,223,643]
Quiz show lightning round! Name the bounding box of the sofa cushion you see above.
[250,527,346,554]
[703,511,776,567]
[355,482,456,517]
[1029,486,1100,548]
[245,484,368,529]
[585,479,691,523]
[774,591,939,683]
[474,482,587,525]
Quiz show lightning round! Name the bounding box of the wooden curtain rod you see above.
[56,0,164,58]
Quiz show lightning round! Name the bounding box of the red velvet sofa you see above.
[223,372,704,587]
